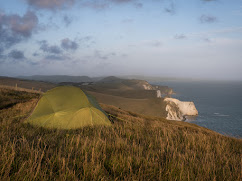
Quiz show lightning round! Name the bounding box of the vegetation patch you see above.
[0,88,39,110]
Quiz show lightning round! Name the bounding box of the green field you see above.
[0,87,241,180]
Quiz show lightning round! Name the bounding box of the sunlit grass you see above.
[0,88,241,180]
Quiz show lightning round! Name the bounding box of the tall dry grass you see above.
[0,88,241,180]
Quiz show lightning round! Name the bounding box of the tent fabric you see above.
[25,86,111,129]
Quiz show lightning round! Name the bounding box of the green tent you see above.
[25,86,111,129]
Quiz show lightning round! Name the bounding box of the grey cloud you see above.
[28,60,39,66]
[82,0,143,10]
[79,36,93,42]
[63,15,73,27]
[150,41,162,47]
[0,48,7,62]
[203,38,212,42]
[96,61,111,69]
[122,18,134,23]
[94,50,116,60]
[8,50,25,59]
[174,34,187,39]
[164,2,176,15]
[39,40,62,54]
[3,11,38,37]
[45,55,66,61]
[134,2,143,8]
[0,47,4,54]
[94,51,108,60]
[61,38,78,50]
[37,39,79,61]
[82,1,109,10]
[111,0,143,9]
[32,52,39,56]
[0,11,38,51]
[110,0,136,4]
[0,27,21,49]
[26,0,75,10]
[25,0,143,11]
[77,36,96,48]
[200,15,218,23]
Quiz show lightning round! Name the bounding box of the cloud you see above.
[164,2,176,15]
[37,39,81,62]
[0,47,4,54]
[63,15,73,27]
[150,41,162,47]
[76,36,96,48]
[94,50,116,60]
[200,14,218,23]
[8,50,25,59]
[113,0,131,2]
[44,55,67,61]
[134,2,143,8]
[38,38,82,60]
[1,11,38,37]
[174,34,187,39]
[26,0,75,10]
[82,0,143,10]
[79,36,93,42]
[203,38,212,42]
[0,47,7,62]
[32,52,39,57]
[61,38,78,50]
[122,18,134,23]
[82,1,109,10]
[39,40,62,54]
[0,11,38,51]
[94,50,109,60]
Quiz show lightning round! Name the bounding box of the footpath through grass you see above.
[0,88,241,180]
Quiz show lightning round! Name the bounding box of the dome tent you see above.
[25,86,111,129]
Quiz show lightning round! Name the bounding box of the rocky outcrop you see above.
[142,83,153,90]
[157,90,162,98]
[142,82,173,98]
[164,98,198,121]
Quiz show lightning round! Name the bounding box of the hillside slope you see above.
[88,91,167,118]
[0,76,197,120]
[0,87,241,180]
[0,76,56,92]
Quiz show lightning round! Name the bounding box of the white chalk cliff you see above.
[157,90,162,98]
[142,83,153,90]
[164,98,198,121]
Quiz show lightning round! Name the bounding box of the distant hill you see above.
[98,76,122,83]
[19,75,93,83]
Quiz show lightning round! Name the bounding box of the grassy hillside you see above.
[88,91,168,118]
[0,76,56,92]
[0,88,39,110]
[0,87,241,180]
[0,76,169,118]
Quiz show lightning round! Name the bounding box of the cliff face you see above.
[142,82,173,98]
[164,98,198,121]
[142,82,153,90]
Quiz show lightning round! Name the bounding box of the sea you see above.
[155,80,242,138]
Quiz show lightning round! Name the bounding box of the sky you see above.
[0,0,242,80]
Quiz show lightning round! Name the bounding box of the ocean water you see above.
[156,81,242,138]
